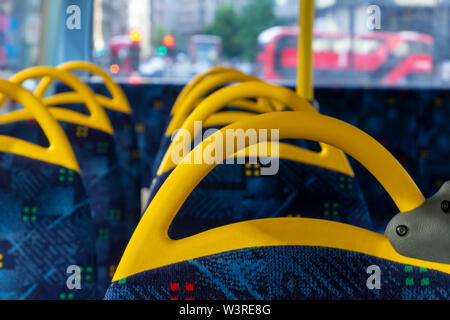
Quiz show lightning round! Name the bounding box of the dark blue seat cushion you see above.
[105,245,450,300]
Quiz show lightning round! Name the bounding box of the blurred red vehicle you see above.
[257,26,434,85]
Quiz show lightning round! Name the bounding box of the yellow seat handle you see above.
[0,66,113,134]
[35,61,132,115]
[157,81,353,177]
[204,111,256,127]
[0,79,79,172]
[225,98,275,113]
[166,70,261,135]
[113,111,428,281]
[171,66,237,115]
[203,111,351,175]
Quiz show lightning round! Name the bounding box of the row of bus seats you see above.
[0,62,139,299]
[0,62,449,300]
[106,67,450,299]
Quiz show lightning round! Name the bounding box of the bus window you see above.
[1,0,446,88]
[0,0,43,76]
[87,0,450,88]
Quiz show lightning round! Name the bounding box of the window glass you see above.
[0,0,42,76]
[1,0,450,88]
[91,0,450,87]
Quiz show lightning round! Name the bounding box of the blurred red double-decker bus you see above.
[257,26,434,86]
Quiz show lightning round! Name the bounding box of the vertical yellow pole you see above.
[297,0,315,100]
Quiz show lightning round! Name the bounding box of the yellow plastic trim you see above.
[204,111,255,127]
[166,70,260,135]
[35,60,132,115]
[297,0,315,100]
[205,113,352,175]
[0,80,80,172]
[157,81,353,177]
[222,141,353,177]
[227,98,274,113]
[176,140,343,172]
[0,66,113,134]
[42,91,124,112]
[171,66,236,115]
[113,112,433,282]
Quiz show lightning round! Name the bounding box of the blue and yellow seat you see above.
[37,61,141,236]
[106,112,450,300]
[0,67,128,296]
[146,81,372,238]
[0,80,97,300]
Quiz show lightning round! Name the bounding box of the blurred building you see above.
[274,0,299,22]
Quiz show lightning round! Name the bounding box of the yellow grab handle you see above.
[228,98,275,113]
[166,70,260,135]
[157,81,352,177]
[0,66,113,134]
[35,61,132,114]
[113,112,431,281]
[171,66,236,115]
[0,79,79,172]
[42,91,124,112]
[203,111,349,175]
[204,111,256,127]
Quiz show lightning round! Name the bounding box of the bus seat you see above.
[106,112,450,300]
[146,83,372,238]
[123,83,177,189]
[37,61,141,237]
[0,67,128,296]
[151,69,266,179]
[0,80,97,300]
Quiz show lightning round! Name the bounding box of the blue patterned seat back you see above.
[113,85,450,233]
[147,121,372,237]
[54,84,142,235]
[149,157,372,240]
[105,245,450,300]
[0,121,128,297]
[0,150,97,300]
[93,83,178,189]
[101,110,141,238]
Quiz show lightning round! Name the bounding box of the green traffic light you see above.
[157,46,168,55]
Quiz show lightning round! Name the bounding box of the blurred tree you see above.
[204,0,283,61]
[236,0,282,61]
[204,5,241,59]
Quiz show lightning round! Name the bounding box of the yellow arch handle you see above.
[0,66,113,134]
[35,61,132,115]
[171,66,237,115]
[184,98,275,119]
[157,81,353,176]
[166,70,261,135]
[203,111,350,174]
[113,112,431,281]
[226,98,275,113]
[41,91,130,115]
[204,111,256,127]
[0,80,79,172]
